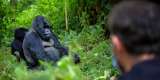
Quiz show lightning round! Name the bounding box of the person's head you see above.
[108,1,160,73]
[32,15,52,41]
[109,0,160,5]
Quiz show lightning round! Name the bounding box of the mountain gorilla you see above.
[11,28,28,62]
[23,16,71,68]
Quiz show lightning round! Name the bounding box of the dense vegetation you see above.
[0,0,118,80]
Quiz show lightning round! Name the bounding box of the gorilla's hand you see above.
[73,54,80,64]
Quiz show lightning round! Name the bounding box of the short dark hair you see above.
[108,1,160,56]
[109,0,160,5]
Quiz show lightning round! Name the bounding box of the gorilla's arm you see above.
[51,33,68,56]
[51,33,62,47]
[23,37,38,67]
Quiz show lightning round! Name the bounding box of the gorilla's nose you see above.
[44,29,51,34]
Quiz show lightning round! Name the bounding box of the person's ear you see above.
[111,35,126,54]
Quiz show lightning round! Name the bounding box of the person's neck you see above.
[124,53,155,73]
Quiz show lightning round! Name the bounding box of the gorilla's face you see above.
[32,16,52,41]
[44,27,51,38]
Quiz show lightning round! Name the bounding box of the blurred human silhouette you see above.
[108,1,160,80]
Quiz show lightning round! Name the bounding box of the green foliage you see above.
[0,47,16,80]
[15,57,82,80]
[0,48,82,80]
[0,0,11,46]
[58,25,118,79]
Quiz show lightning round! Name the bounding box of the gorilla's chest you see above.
[41,39,60,61]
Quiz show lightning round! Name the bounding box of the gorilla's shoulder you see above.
[25,30,36,39]
[25,30,36,37]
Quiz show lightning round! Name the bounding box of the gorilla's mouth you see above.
[44,28,51,36]
[43,33,50,37]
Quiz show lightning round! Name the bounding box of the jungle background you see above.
[0,0,119,80]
